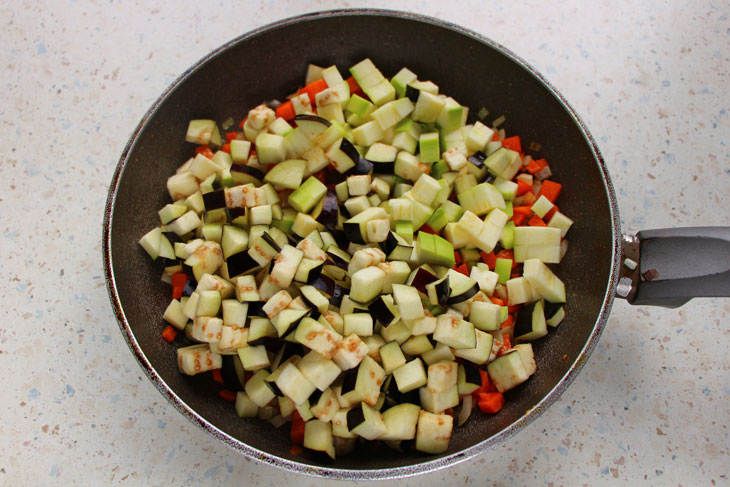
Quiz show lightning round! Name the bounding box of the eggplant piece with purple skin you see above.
[340,368,359,395]
[426,275,450,307]
[346,404,366,431]
[247,300,266,317]
[220,355,244,391]
[347,157,373,176]
[370,295,400,327]
[316,191,340,232]
[370,161,395,175]
[265,380,285,398]
[225,251,260,278]
[467,151,486,169]
[329,282,347,308]
[384,375,421,406]
[331,229,350,250]
[229,163,265,185]
[339,137,361,169]
[404,84,420,103]
[310,275,337,297]
[408,267,439,294]
[326,246,352,269]
[202,189,227,211]
[380,231,400,256]
[323,169,347,186]
[294,114,331,127]
[343,222,366,244]
[162,231,184,245]
[261,232,281,253]
[225,207,247,224]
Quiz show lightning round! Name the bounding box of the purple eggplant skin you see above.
[294,114,332,127]
[310,274,336,297]
[261,231,282,253]
[368,160,396,175]
[514,301,538,340]
[409,267,438,294]
[324,168,347,186]
[229,163,265,182]
[226,207,247,221]
[348,157,373,176]
[342,222,366,244]
[316,191,340,231]
[433,276,450,307]
[404,84,420,103]
[325,247,351,270]
[369,296,397,327]
[467,151,487,169]
[202,189,227,211]
[340,368,359,394]
[220,355,244,391]
[339,137,361,167]
[446,282,479,305]
[329,282,347,308]
[380,231,400,255]
[346,403,366,430]
[225,251,260,278]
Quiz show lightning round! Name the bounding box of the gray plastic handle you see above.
[617,227,730,308]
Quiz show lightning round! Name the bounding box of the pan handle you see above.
[617,227,730,308]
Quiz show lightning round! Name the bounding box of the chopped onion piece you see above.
[458,394,473,426]
[534,165,553,181]
[221,117,235,131]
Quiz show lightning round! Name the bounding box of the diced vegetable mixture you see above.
[139,58,574,459]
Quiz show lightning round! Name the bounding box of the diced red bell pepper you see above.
[501,135,522,153]
[478,392,505,413]
[454,263,469,276]
[276,100,296,121]
[346,76,364,97]
[537,179,562,203]
[480,251,497,270]
[195,145,215,159]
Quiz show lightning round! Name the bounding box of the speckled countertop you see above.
[2,1,728,485]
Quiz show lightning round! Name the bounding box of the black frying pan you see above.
[103,9,730,479]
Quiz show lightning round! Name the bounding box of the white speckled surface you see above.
[2,1,729,485]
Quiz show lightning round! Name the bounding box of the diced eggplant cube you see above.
[433,314,476,349]
[487,350,531,392]
[392,284,424,321]
[297,350,342,391]
[350,266,386,303]
[381,403,420,441]
[393,358,428,393]
[295,317,343,359]
[333,333,369,370]
[177,344,222,376]
[244,369,276,407]
[237,344,270,371]
[426,361,458,394]
[453,329,494,365]
[234,391,259,418]
[415,410,453,454]
[304,419,336,460]
[275,362,317,405]
[261,290,293,318]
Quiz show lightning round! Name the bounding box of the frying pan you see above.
[102,9,730,479]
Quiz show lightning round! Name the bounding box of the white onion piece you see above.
[458,394,473,426]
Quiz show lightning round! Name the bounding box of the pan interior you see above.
[106,10,617,476]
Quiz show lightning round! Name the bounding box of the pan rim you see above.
[103,7,622,480]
